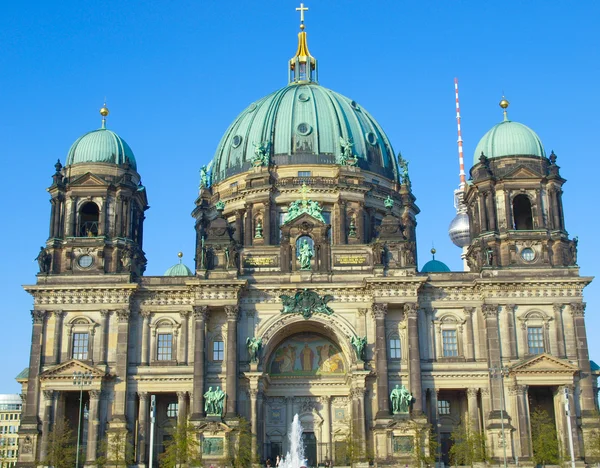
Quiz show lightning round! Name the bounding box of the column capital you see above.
[140,310,152,319]
[463,306,475,316]
[504,304,516,313]
[43,390,54,402]
[225,305,240,321]
[466,388,479,398]
[319,395,331,405]
[553,303,563,314]
[53,310,65,319]
[403,302,418,317]
[248,388,259,399]
[481,304,498,318]
[571,302,586,316]
[371,303,388,319]
[508,385,527,396]
[285,396,294,404]
[31,310,47,324]
[116,309,130,322]
[138,392,149,402]
[350,387,366,399]
[480,387,490,397]
[179,310,191,319]
[177,391,188,400]
[89,390,101,400]
[100,309,111,318]
[193,305,209,320]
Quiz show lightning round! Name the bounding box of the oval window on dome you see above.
[297,123,312,136]
[298,93,310,102]
[351,100,360,110]
[366,132,378,146]
[78,255,94,269]
[521,247,535,262]
[232,135,243,148]
[248,103,257,112]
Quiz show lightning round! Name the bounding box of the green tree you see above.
[342,417,370,464]
[229,417,256,468]
[449,422,487,467]
[43,418,76,468]
[411,423,438,468]
[530,407,559,467]
[585,411,600,463]
[159,422,201,468]
[96,428,135,467]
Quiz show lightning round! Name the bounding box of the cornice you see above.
[25,284,137,306]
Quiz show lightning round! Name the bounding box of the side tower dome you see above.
[40,106,148,277]
[463,98,576,271]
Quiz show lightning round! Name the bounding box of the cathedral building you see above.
[17,10,597,468]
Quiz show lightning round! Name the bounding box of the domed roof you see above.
[473,119,545,164]
[66,128,137,169]
[164,262,194,277]
[211,83,399,183]
[422,259,451,273]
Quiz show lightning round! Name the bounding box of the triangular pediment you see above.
[503,165,542,179]
[510,353,579,375]
[69,172,109,187]
[39,360,108,381]
[285,211,326,226]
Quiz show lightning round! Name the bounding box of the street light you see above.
[563,387,576,468]
[489,366,509,468]
[73,371,93,468]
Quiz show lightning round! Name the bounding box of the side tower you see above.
[464,99,574,270]
[43,106,148,277]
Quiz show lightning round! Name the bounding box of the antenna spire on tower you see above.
[454,78,466,189]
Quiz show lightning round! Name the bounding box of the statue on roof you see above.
[251,141,270,167]
[338,136,357,166]
[398,153,410,184]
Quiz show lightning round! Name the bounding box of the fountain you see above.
[279,414,308,468]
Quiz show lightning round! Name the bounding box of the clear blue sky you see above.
[1,1,598,393]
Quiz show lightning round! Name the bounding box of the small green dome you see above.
[422,259,451,273]
[164,262,194,277]
[211,83,399,183]
[473,120,545,164]
[66,128,137,169]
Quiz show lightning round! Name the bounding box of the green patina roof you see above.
[15,368,29,380]
[66,128,137,169]
[591,360,600,372]
[164,262,194,277]
[421,259,451,273]
[473,120,545,164]
[211,83,399,183]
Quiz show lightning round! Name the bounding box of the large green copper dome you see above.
[473,120,545,164]
[211,83,399,183]
[66,128,137,169]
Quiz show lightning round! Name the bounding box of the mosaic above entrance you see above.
[269,333,345,376]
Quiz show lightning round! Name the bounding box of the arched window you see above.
[513,194,533,230]
[79,202,100,237]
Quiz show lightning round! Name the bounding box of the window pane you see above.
[72,333,89,360]
[157,333,173,361]
[167,402,178,418]
[442,330,458,357]
[438,400,450,415]
[527,327,544,355]
[389,338,401,359]
[213,340,224,361]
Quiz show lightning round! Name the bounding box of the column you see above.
[550,188,561,230]
[534,189,544,228]
[137,392,149,463]
[405,303,423,414]
[320,396,332,461]
[372,303,389,417]
[235,209,245,243]
[49,198,57,238]
[509,385,531,458]
[467,388,480,432]
[51,311,64,365]
[191,306,208,419]
[504,189,512,230]
[249,389,258,459]
[553,303,566,358]
[23,311,46,424]
[67,196,77,236]
[116,195,124,236]
[141,311,151,365]
[179,311,190,365]
[86,390,101,462]
[482,304,503,411]
[98,198,107,236]
[111,309,130,422]
[338,201,347,244]
[244,204,253,246]
[485,190,496,231]
[430,388,438,425]
[177,391,188,425]
[505,304,517,360]
[351,388,367,453]
[99,310,110,364]
[559,384,581,458]
[286,397,294,454]
[481,388,491,428]
[356,203,365,243]
[479,194,488,232]
[464,307,475,361]
[225,305,239,416]
[263,201,271,245]
[571,303,596,412]
[39,390,54,462]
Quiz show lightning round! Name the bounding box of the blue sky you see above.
[1,1,598,393]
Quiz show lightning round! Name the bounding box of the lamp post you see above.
[73,371,93,468]
[563,387,576,468]
[489,366,509,468]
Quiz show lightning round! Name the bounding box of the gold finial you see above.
[431,247,436,256]
[296,3,308,30]
[100,102,109,129]
[299,182,311,202]
[178,251,183,263]
[499,96,509,121]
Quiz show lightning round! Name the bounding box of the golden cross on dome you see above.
[296,3,309,29]
[299,182,311,201]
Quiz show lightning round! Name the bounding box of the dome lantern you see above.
[289,3,318,85]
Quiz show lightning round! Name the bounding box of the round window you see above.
[232,135,243,148]
[298,93,310,102]
[351,100,360,110]
[521,248,535,262]
[78,255,94,268]
[248,103,257,112]
[297,123,312,136]
[366,132,377,145]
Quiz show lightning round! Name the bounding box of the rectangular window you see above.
[298,171,311,177]
[230,182,238,189]
[72,333,89,360]
[438,400,451,415]
[167,402,178,418]
[389,338,401,359]
[213,340,224,361]
[528,327,545,355]
[157,334,173,361]
[442,330,458,357]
